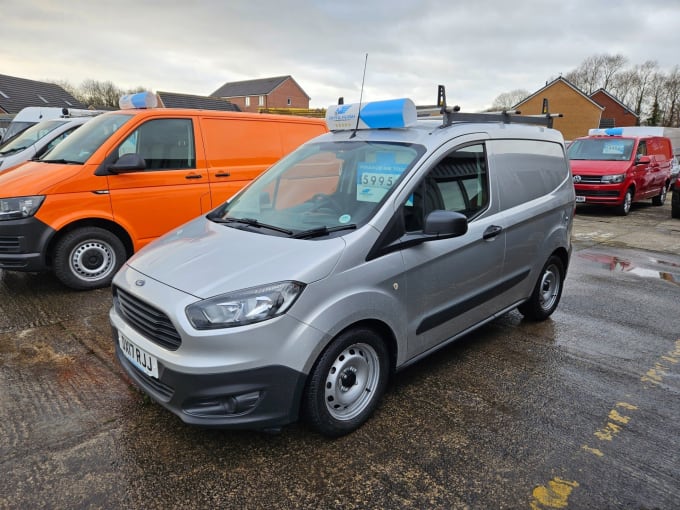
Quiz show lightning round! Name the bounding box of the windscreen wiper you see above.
[292,224,357,239]
[213,216,294,236]
[0,146,29,156]
[41,158,81,164]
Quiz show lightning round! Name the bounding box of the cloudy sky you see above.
[3,0,680,111]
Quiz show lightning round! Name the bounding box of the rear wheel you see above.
[616,188,633,216]
[303,327,389,437]
[53,227,126,290]
[518,255,565,321]
[652,184,667,206]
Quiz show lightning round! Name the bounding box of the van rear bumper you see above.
[0,217,54,272]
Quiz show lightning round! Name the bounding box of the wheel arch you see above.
[45,218,134,268]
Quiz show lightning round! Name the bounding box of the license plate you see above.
[575,196,586,203]
[118,331,159,379]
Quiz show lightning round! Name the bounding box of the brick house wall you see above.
[515,79,603,141]
[590,90,638,128]
[229,78,310,113]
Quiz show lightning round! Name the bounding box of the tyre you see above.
[652,184,667,206]
[616,188,633,216]
[518,255,565,321]
[673,202,680,219]
[303,327,389,437]
[53,227,126,290]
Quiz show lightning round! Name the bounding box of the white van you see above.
[0,116,94,171]
[0,106,99,143]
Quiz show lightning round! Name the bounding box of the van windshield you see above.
[0,120,66,155]
[42,113,133,164]
[211,140,424,237]
[567,138,635,161]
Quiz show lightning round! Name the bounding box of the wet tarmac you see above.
[1,202,679,509]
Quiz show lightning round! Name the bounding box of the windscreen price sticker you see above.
[357,164,405,202]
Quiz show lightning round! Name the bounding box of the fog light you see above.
[184,391,262,418]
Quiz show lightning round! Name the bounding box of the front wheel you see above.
[616,188,633,216]
[53,227,126,290]
[303,328,389,437]
[518,255,565,321]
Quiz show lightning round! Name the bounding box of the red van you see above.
[568,127,672,215]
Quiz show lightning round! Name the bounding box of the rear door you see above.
[106,116,210,249]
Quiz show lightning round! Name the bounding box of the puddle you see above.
[578,252,680,286]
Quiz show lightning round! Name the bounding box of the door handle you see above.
[483,225,503,240]
[215,172,231,178]
[185,174,203,180]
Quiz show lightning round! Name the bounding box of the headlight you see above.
[186,281,305,330]
[601,174,625,184]
[0,195,45,220]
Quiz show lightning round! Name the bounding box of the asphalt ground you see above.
[1,200,679,509]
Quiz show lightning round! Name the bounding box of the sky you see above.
[3,0,680,111]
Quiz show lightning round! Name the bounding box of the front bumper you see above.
[0,216,54,271]
[574,183,625,206]
[113,326,307,429]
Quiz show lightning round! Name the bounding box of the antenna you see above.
[350,53,368,139]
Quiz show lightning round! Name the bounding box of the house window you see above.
[287,98,292,106]
[245,97,250,107]
[259,95,265,106]
[37,95,49,104]
[0,90,8,99]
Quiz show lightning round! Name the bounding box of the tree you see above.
[51,79,148,109]
[489,89,530,110]
[564,53,627,94]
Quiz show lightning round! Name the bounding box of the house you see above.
[589,89,639,128]
[211,75,310,113]
[157,91,240,111]
[0,73,86,114]
[513,77,603,141]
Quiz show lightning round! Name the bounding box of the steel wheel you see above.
[304,327,389,437]
[324,342,381,421]
[518,255,565,321]
[53,227,126,290]
[537,262,561,313]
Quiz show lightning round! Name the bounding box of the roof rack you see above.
[419,85,563,129]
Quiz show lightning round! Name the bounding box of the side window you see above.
[404,143,488,232]
[637,140,647,156]
[117,118,195,171]
[491,139,569,210]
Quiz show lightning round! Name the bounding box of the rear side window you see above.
[491,139,569,211]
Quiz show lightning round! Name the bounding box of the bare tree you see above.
[564,53,627,95]
[662,66,680,127]
[51,79,148,109]
[489,89,530,110]
[628,60,659,120]
[600,54,628,91]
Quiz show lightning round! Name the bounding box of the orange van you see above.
[0,98,327,289]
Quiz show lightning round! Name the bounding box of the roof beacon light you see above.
[325,98,417,131]
[119,91,158,110]
[588,127,624,136]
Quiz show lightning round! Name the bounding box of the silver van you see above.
[0,116,95,172]
[109,90,575,436]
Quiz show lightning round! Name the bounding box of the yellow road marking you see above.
[530,478,579,509]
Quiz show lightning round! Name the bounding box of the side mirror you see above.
[108,153,146,174]
[423,210,468,237]
[636,155,651,165]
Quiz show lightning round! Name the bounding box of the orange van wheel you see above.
[53,227,126,290]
